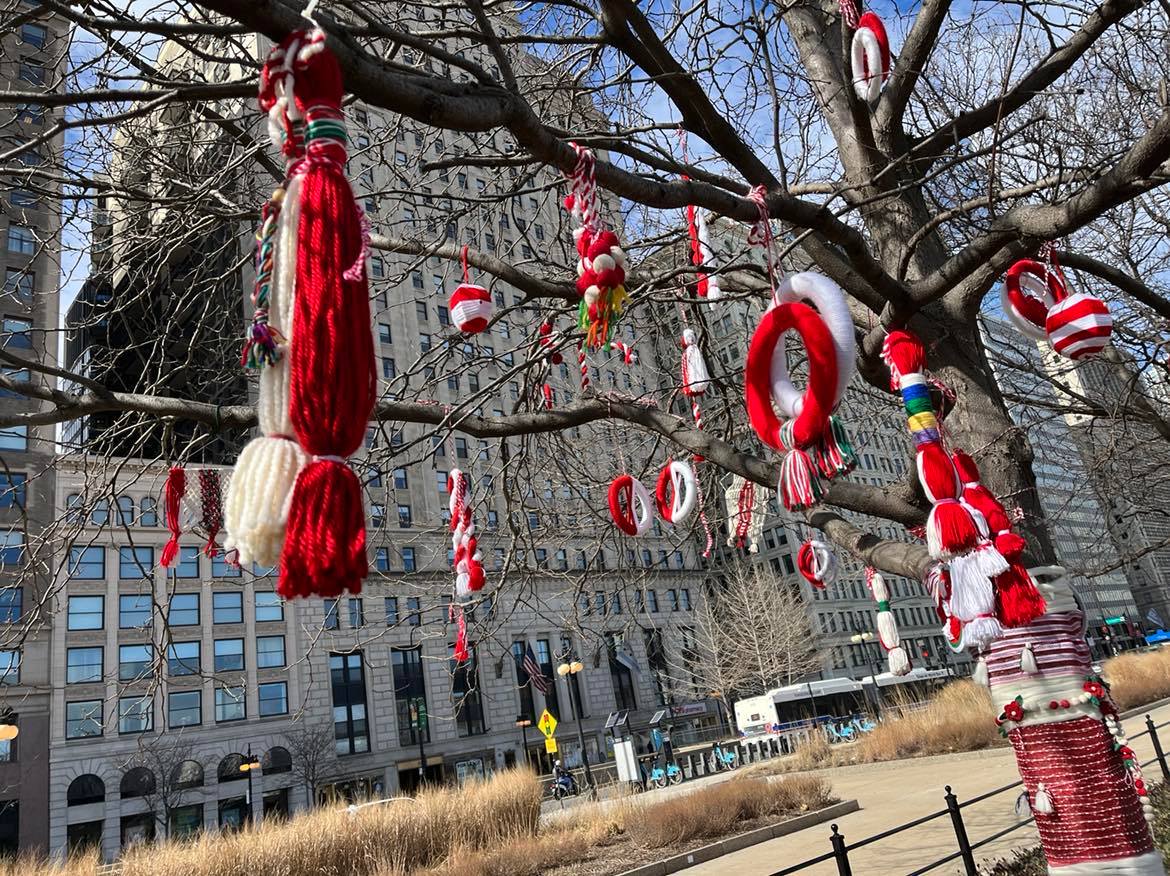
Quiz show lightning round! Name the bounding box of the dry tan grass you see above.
[0,852,99,876]
[1103,647,1170,711]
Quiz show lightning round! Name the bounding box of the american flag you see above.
[523,644,551,695]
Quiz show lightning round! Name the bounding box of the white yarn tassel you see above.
[888,646,911,676]
[1019,642,1039,674]
[871,571,910,675]
[1033,783,1054,815]
[971,656,989,687]
[681,329,711,395]
[695,210,722,301]
[223,175,307,567]
[1014,791,1032,818]
[947,553,997,620]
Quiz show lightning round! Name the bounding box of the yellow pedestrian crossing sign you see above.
[545,737,558,754]
[538,709,557,738]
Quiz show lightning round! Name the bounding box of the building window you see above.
[66,700,102,739]
[0,317,29,351]
[175,546,199,578]
[647,590,659,613]
[118,594,152,630]
[167,641,199,676]
[370,503,385,529]
[20,23,48,48]
[510,641,536,721]
[398,504,412,528]
[169,593,198,626]
[118,696,152,734]
[348,598,364,628]
[215,685,246,722]
[5,226,35,256]
[69,546,105,579]
[67,595,104,631]
[323,599,339,630]
[0,428,27,451]
[213,638,244,672]
[406,596,421,625]
[118,546,153,579]
[385,597,399,625]
[259,681,289,717]
[535,638,562,718]
[256,635,285,669]
[213,592,243,624]
[17,62,44,86]
[392,467,408,489]
[211,554,240,578]
[452,645,486,736]
[0,475,25,510]
[374,548,390,572]
[139,497,158,526]
[0,589,19,625]
[392,648,428,746]
[168,691,201,728]
[255,591,283,622]
[66,646,102,684]
[667,589,679,611]
[645,629,671,706]
[681,588,692,610]
[118,644,152,681]
[331,652,369,754]
[382,357,396,380]
[606,632,637,711]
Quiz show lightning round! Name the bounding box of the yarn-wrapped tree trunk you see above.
[985,568,1160,874]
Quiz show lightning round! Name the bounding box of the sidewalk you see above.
[679,700,1170,876]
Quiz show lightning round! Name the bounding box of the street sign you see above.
[1106,616,1127,626]
[537,708,558,738]
[545,737,558,754]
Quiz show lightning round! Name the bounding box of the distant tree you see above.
[284,722,337,808]
[126,738,207,840]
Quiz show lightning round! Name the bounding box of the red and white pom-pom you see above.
[797,539,837,589]
[1045,292,1112,360]
[449,283,493,334]
[449,469,485,598]
[611,341,637,365]
[681,329,710,397]
[655,460,696,525]
[609,474,653,536]
[850,12,891,103]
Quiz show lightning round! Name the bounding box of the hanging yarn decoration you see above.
[450,245,492,334]
[686,203,722,300]
[225,32,310,569]
[839,0,860,29]
[449,469,485,598]
[680,329,711,398]
[796,539,837,589]
[609,475,653,536]
[160,465,186,568]
[655,460,697,525]
[882,330,1007,649]
[951,449,1046,627]
[850,12,891,103]
[538,321,564,365]
[563,143,630,350]
[1002,251,1112,359]
[610,341,637,365]
[868,568,911,675]
[196,470,224,558]
[724,475,767,552]
[278,29,378,600]
[770,272,858,479]
[745,302,837,510]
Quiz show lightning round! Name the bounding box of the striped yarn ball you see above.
[449,283,493,334]
[1045,292,1112,360]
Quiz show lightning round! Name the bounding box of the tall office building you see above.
[0,1,70,854]
[49,17,710,860]
[981,316,1141,635]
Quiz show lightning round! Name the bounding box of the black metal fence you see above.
[767,714,1170,876]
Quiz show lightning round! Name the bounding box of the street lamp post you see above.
[515,716,532,767]
[239,748,261,825]
[556,657,595,793]
[850,631,883,720]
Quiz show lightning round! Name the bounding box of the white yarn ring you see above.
[630,476,653,536]
[851,27,884,103]
[1001,272,1052,341]
[656,460,696,525]
[769,272,855,417]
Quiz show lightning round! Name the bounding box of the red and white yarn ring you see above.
[850,12,891,103]
[609,474,653,536]
[1003,259,1064,342]
[797,539,837,589]
[449,283,493,334]
[770,272,855,416]
[1046,292,1113,360]
[655,460,696,525]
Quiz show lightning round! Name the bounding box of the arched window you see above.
[217,753,246,783]
[139,496,157,527]
[67,774,105,806]
[170,760,203,790]
[119,767,155,799]
[115,496,134,526]
[262,746,292,775]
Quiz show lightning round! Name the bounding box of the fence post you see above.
[829,824,852,876]
[1145,715,1170,782]
[944,786,977,876]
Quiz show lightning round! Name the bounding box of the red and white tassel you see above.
[449,469,485,598]
[160,465,186,568]
[868,569,911,676]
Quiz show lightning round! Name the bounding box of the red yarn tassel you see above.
[278,34,377,600]
[160,466,185,568]
[880,329,925,388]
[926,499,983,558]
[996,562,1047,627]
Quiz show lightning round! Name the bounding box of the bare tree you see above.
[673,563,819,728]
[124,738,206,840]
[283,723,337,809]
